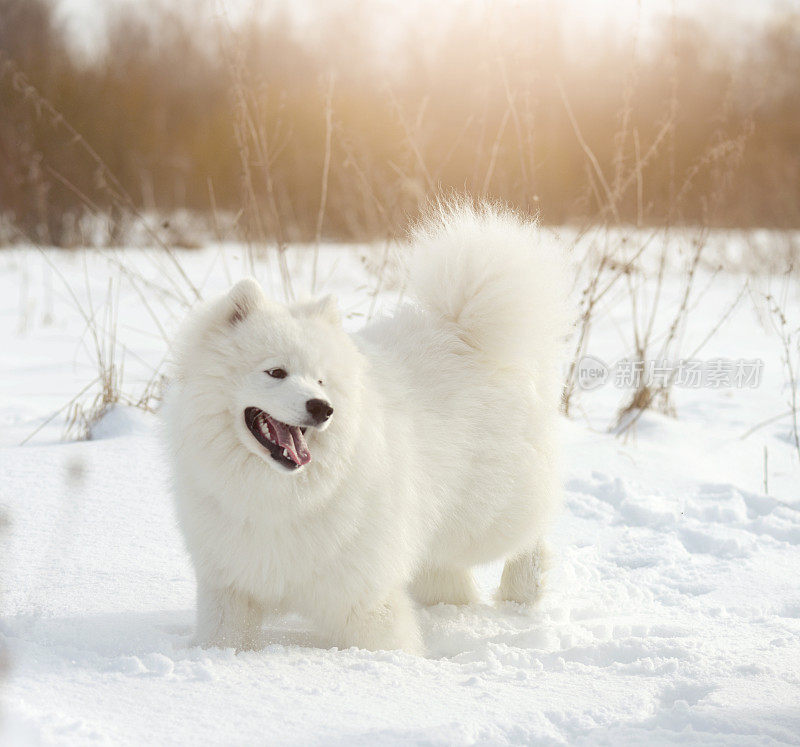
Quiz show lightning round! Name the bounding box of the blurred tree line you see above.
[1,0,799,245]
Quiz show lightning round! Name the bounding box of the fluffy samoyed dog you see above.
[164,202,568,654]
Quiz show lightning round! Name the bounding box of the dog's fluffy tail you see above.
[409,201,569,394]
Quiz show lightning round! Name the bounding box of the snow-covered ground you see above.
[1,237,799,745]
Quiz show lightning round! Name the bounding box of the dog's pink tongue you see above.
[270,418,311,466]
[289,426,311,465]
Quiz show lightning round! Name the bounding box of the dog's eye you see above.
[265,368,288,379]
[318,379,324,386]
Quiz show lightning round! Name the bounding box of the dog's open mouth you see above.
[244,407,311,469]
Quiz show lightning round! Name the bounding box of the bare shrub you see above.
[764,291,800,461]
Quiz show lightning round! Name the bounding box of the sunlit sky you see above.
[55,0,791,56]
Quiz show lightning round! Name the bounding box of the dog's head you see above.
[175,278,364,475]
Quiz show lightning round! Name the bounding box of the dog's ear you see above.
[290,294,341,326]
[227,278,264,325]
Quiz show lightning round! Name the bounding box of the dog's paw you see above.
[189,629,263,652]
[188,634,219,650]
[495,543,550,606]
[411,565,480,606]
[493,582,545,606]
[330,590,425,654]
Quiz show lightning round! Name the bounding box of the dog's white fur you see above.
[164,202,568,654]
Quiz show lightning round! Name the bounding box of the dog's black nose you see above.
[306,398,333,423]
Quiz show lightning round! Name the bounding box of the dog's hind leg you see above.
[410,564,479,606]
[495,540,551,605]
[193,581,265,651]
[326,589,423,655]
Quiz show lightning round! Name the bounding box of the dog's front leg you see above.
[192,581,265,651]
[323,589,423,655]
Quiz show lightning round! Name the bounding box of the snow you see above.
[1,238,799,745]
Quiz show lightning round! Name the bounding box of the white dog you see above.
[164,202,568,654]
